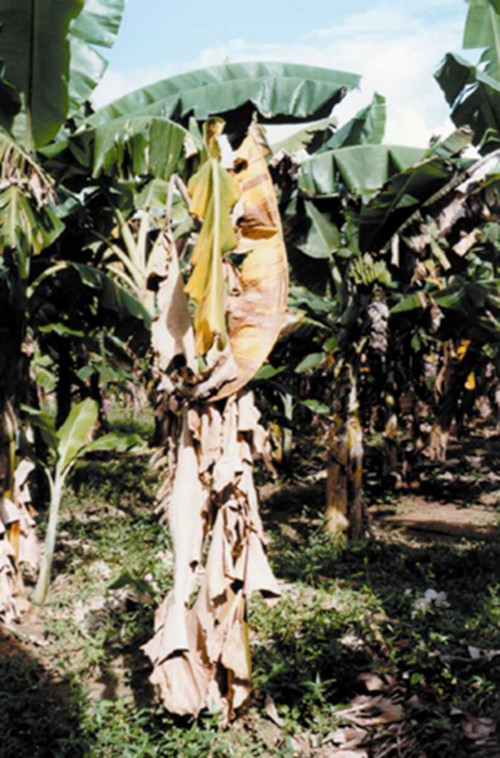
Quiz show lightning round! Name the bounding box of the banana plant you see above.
[28,255,152,425]
[139,118,292,718]
[267,90,480,535]
[435,0,500,153]
[23,398,140,605]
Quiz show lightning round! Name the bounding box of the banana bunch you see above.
[350,253,392,288]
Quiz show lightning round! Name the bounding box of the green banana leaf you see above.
[295,352,325,373]
[56,397,98,473]
[0,0,82,146]
[271,117,336,155]
[390,291,425,314]
[0,131,64,277]
[297,201,341,259]
[463,0,500,80]
[358,156,453,251]
[427,127,474,161]
[20,405,58,450]
[78,115,194,179]
[0,185,64,277]
[391,276,500,344]
[299,144,425,199]
[70,262,152,326]
[31,261,152,329]
[68,0,126,111]
[83,431,142,454]
[56,399,139,474]
[0,0,124,147]
[43,114,196,183]
[435,52,500,152]
[38,323,86,338]
[88,62,361,130]
[322,92,386,150]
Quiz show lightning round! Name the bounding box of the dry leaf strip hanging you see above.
[144,128,287,717]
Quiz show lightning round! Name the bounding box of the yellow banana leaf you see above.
[210,129,288,401]
[185,159,240,354]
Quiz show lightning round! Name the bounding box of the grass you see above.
[1,402,500,756]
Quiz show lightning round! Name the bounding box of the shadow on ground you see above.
[0,631,88,757]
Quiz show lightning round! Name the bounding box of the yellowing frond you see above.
[185,158,239,354]
[210,129,288,401]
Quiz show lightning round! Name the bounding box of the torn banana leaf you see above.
[209,128,289,401]
[147,229,196,374]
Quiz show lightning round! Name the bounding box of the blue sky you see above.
[94,0,470,146]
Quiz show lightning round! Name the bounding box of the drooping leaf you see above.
[0,131,64,277]
[299,144,426,199]
[72,116,194,180]
[322,92,386,150]
[358,156,454,251]
[435,52,500,152]
[56,398,98,473]
[88,62,361,132]
[209,129,289,401]
[144,397,279,717]
[184,158,240,354]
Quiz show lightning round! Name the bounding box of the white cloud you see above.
[92,2,465,147]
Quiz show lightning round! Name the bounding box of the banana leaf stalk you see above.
[325,366,365,539]
[31,470,64,606]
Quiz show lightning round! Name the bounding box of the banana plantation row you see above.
[1,0,500,719]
